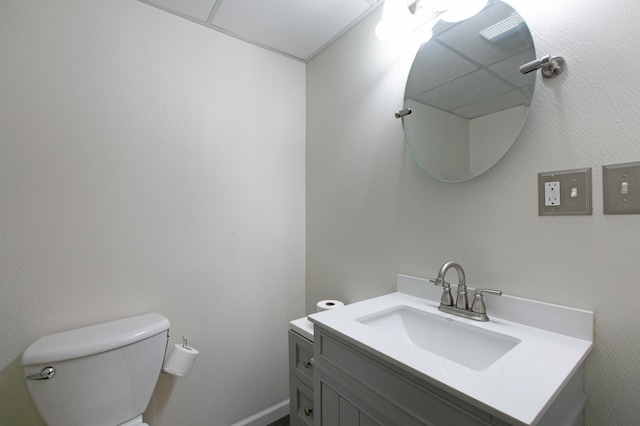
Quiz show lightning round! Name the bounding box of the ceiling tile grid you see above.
[137,0,382,62]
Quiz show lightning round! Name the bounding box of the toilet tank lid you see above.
[22,313,170,365]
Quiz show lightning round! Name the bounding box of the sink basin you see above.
[357,305,520,371]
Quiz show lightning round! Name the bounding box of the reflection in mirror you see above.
[403,0,536,182]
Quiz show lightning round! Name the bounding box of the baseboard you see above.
[230,399,290,426]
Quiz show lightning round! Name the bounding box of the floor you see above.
[266,415,290,426]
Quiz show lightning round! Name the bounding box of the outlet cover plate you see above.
[603,161,640,214]
[538,168,592,216]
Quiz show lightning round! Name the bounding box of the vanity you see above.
[299,275,593,426]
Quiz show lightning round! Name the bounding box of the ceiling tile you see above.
[452,89,531,119]
[211,0,374,61]
[488,48,536,88]
[142,0,217,21]
[436,1,533,67]
[405,41,478,98]
[414,69,513,112]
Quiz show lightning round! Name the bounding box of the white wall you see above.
[0,1,305,425]
[307,1,640,425]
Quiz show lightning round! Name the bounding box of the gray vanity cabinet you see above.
[321,382,381,426]
[289,330,315,426]
[313,326,512,426]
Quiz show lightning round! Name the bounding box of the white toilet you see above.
[21,313,170,426]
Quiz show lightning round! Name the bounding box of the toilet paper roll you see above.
[163,344,199,377]
[317,300,345,312]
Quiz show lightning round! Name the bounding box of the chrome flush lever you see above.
[25,366,56,380]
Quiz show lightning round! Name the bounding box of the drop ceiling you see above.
[137,0,383,62]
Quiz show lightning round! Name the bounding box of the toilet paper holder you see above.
[162,335,199,376]
[181,336,192,350]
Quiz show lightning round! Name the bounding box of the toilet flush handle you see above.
[25,366,55,380]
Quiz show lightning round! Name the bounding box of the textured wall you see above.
[0,1,305,425]
[307,0,640,424]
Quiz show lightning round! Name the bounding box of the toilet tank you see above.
[22,313,170,426]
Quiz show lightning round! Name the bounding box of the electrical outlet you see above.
[538,168,592,216]
[544,181,560,206]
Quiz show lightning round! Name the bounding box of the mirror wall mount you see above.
[519,55,566,78]
[395,108,413,119]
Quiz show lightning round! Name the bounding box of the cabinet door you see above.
[321,383,382,426]
[321,383,340,426]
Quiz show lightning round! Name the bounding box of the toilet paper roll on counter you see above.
[317,300,345,312]
[163,343,199,376]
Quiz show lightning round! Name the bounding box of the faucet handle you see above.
[471,288,502,314]
[428,278,451,287]
[440,286,454,306]
[429,278,454,306]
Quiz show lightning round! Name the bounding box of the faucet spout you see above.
[436,261,468,310]
[431,261,502,321]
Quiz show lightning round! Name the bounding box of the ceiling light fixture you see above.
[375,0,415,42]
[441,0,487,23]
[376,0,488,42]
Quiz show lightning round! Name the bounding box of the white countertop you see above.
[307,275,593,426]
[290,316,314,342]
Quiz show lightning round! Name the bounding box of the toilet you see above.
[21,313,170,426]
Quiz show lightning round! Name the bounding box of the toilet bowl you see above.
[22,313,170,426]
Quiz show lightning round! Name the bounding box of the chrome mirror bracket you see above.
[519,54,566,78]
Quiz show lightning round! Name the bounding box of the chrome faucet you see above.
[431,261,501,322]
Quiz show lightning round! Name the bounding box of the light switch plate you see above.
[603,162,640,214]
[538,168,592,216]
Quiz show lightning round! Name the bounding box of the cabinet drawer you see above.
[290,374,314,426]
[289,330,314,388]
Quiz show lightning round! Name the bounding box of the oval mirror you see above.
[402,0,536,182]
